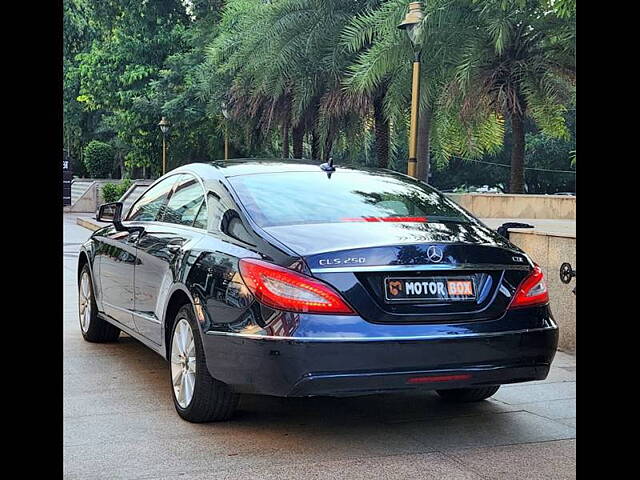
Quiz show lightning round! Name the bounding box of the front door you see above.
[94,227,138,330]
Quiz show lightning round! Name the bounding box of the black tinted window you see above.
[193,202,208,229]
[229,171,472,227]
[127,176,179,221]
[161,175,206,228]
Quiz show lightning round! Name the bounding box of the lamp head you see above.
[398,1,425,48]
[158,116,170,134]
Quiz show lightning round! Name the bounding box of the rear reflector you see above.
[239,258,355,315]
[407,374,472,384]
[508,264,549,309]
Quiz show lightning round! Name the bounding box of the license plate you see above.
[384,276,476,302]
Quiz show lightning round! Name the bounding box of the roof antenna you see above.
[320,157,335,178]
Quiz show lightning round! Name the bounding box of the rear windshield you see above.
[228,171,473,228]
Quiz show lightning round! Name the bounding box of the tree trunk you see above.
[321,129,335,162]
[282,122,290,158]
[509,112,526,194]
[373,92,389,168]
[282,96,291,158]
[292,124,304,158]
[416,104,432,183]
[311,130,319,160]
[307,99,321,160]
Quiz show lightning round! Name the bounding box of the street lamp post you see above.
[158,116,171,175]
[398,1,425,179]
[221,103,229,161]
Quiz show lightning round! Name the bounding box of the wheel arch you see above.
[76,249,95,283]
[163,287,195,359]
[77,250,90,280]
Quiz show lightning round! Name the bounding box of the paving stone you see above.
[552,351,576,367]
[152,452,483,480]
[518,398,576,420]
[398,411,576,450]
[493,382,575,405]
[446,439,576,480]
[64,420,431,479]
[555,417,576,428]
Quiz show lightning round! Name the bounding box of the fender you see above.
[78,240,102,309]
[159,282,197,359]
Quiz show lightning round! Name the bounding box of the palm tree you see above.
[447,0,576,192]
[342,0,505,182]
[201,0,387,163]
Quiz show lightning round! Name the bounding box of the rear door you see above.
[131,174,208,345]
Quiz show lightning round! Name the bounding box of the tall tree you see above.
[75,0,189,176]
[342,0,505,182]
[447,0,576,192]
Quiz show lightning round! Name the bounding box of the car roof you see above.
[167,158,393,181]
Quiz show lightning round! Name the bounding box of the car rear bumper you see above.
[202,324,558,397]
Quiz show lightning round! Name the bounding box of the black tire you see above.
[169,304,239,423]
[78,264,120,343]
[436,385,500,402]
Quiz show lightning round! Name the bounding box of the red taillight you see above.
[238,258,355,315]
[509,265,549,309]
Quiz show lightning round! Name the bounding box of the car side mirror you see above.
[97,202,123,224]
[496,222,534,240]
[96,202,144,234]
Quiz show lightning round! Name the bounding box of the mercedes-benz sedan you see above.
[77,160,557,422]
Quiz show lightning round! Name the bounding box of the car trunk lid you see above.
[262,222,531,323]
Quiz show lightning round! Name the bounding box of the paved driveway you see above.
[63,214,576,479]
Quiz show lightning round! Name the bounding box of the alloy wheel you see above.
[171,318,197,408]
[79,272,92,333]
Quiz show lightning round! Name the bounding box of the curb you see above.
[77,217,101,232]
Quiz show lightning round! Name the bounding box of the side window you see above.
[221,210,253,244]
[205,191,228,233]
[126,176,179,221]
[161,175,206,227]
[193,201,208,229]
[205,188,254,245]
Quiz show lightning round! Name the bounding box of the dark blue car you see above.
[78,160,557,422]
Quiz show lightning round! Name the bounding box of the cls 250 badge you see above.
[384,277,476,302]
[318,257,366,266]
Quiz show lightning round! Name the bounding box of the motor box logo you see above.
[384,277,475,302]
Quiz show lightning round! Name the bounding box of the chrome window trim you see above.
[310,263,531,274]
[204,324,557,342]
[124,220,211,235]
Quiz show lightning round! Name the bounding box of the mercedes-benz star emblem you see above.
[427,245,444,263]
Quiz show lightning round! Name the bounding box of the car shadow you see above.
[75,334,574,457]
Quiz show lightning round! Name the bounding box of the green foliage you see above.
[83,140,114,178]
[64,0,575,193]
[102,178,133,203]
[432,109,576,193]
